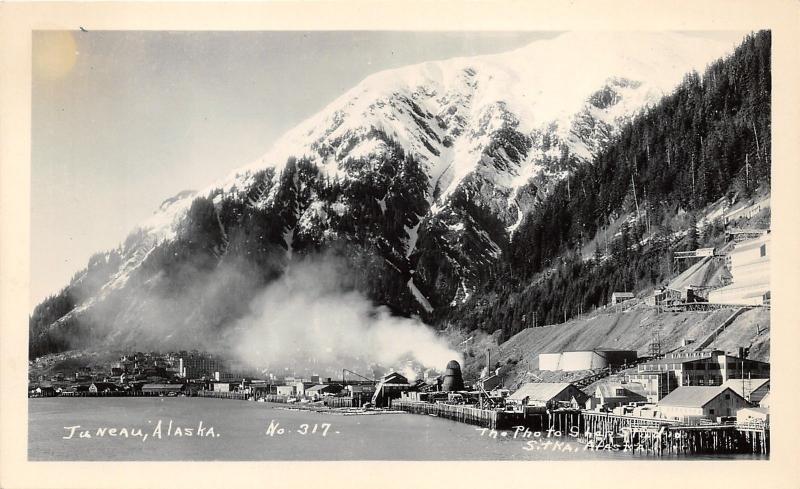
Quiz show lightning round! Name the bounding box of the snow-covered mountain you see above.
[31,32,742,354]
[153,32,737,235]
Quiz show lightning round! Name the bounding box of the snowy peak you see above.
[223,31,737,195]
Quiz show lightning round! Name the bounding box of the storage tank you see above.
[441,360,465,392]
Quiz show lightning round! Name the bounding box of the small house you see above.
[611,292,635,305]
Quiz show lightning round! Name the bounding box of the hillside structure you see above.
[708,233,770,305]
[539,349,637,372]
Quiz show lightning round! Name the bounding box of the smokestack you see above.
[442,360,464,392]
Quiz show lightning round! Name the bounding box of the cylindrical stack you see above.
[441,360,464,392]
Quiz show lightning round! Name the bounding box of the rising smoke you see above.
[231,257,462,378]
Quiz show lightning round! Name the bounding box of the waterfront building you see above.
[539,349,637,372]
[508,382,589,408]
[141,383,184,395]
[722,378,769,405]
[276,385,296,397]
[305,384,343,400]
[372,372,410,407]
[758,391,771,408]
[586,382,647,410]
[657,386,749,423]
[736,406,769,425]
[625,371,676,403]
[89,382,119,394]
[477,374,503,391]
[293,381,315,397]
[636,350,769,393]
[212,382,234,393]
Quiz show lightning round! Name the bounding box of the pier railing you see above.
[391,400,533,430]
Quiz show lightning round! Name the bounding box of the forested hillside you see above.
[443,31,771,340]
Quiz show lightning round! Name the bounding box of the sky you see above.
[31,30,562,307]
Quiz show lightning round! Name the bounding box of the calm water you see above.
[28,398,766,461]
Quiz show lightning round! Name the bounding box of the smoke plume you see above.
[231,257,462,377]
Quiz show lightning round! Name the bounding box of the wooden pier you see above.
[394,403,768,455]
[560,409,769,455]
[391,400,528,429]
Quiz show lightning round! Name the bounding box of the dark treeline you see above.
[443,30,771,340]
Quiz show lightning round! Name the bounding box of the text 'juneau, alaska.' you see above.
[29,30,771,460]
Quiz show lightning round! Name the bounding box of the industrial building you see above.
[442,360,465,391]
[305,384,343,400]
[177,354,226,379]
[371,371,410,407]
[657,386,749,423]
[636,350,769,390]
[586,382,647,410]
[644,287,683,307]
[538,349,638,372]
[708,233,770,305]
[508,382,588,408]
[624,370,676,403]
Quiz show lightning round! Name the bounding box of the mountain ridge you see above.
[30,31,751,360]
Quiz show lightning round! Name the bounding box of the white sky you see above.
[31,31,562,307]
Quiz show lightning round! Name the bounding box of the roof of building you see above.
[738,407,769,415]
[509,383,582,402]
[722,378,769,397]
[641,354,714,366]
[142,383,184,390]
[658,386,741,408]
[381,372,409,384]
[759,392,771,407]
[612,292,635,297]
[306,384,341,393]
[595,382,647,400]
